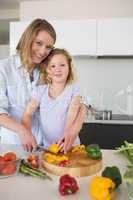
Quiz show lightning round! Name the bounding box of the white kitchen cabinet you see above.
[97,18,133,56]
[10,20,97,56]
[10,21,28,55]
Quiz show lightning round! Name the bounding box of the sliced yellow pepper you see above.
[71,145,85,153]
[43,153,56,164]
[43,153,68,164]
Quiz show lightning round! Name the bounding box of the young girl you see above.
[22,48,85,152]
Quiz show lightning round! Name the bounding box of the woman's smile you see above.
[31,30,54,64]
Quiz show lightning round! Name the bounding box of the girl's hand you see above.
[63,132,77,153]
[57,137,65,152]
[62,104,87,153]
[19,130,38,152]
[57,133,76,154]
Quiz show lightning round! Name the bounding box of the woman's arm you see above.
[0,113,37,151]
[0,114,32,136]
[0,98,39,151]
[20,98,39,151]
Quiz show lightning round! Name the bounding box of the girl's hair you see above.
[16,18,56,71]
[40,48,76,85]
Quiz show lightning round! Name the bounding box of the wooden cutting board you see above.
[41,151,102,177]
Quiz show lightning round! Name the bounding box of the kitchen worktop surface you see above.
[0,145,129,200]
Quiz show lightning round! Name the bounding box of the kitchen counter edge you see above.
[84,119,133,125]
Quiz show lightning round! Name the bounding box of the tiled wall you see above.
[74,57,133,114]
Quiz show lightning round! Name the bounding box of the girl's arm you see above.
[63,100,87,153]
[64,96,81,133]
[22,98,39,131]
[59,96,86,153]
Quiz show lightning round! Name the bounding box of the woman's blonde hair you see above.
[16,18,56,71]
[40,48,77,85]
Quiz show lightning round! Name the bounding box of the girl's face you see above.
[47,54,69,84]
[30,30,54,65]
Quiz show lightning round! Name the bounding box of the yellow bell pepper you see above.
[48,144,60,154]
[89,176,115,200]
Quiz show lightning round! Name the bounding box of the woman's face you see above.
[47,54,69,84]
[30,30,54,65]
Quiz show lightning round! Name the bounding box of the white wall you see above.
[19,1,133,114]
[20,0,133,20]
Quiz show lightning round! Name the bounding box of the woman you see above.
[0,18,86,152]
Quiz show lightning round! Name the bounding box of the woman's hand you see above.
[19,129,38,152]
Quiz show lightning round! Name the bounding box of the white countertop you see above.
[0,145,129,200]
[85,119,133,124]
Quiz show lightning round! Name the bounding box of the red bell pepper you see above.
[59,174,79,196]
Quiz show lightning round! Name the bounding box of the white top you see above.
[0,55,43,145]
[31,84,81,148]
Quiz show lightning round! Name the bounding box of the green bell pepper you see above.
[85,144,102,160]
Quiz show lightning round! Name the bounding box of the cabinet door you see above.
[79,123,133,149]
[10,20,97,56]
[97,18,133,56]
[52,20,96,56]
